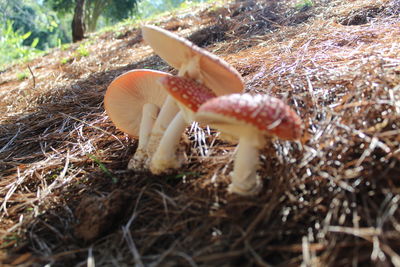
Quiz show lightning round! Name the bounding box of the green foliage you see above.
[58,42,90,64]
[60,43,72,51]
[76,44,90,57]
[87,154,118,183]
[16,71,29,80]
[0,0,71,67]
[0,20,42,67]
[102,0,141,25]
[1,233,21,248]
[60,57,70,64]
[295,0,314,10]
[1,0,70,51]
[31,37,40,49]
[1,0,215,68]
[59,43,90,64]
[44,0,75,15]
[45,0,141,32]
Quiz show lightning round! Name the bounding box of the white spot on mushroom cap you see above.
[160,75,216,112]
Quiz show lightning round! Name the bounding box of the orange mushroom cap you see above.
[104,69,171,137]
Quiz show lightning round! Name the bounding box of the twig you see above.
[27,65,36,89]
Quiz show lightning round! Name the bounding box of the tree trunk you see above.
[72,0,85,42]
[86,0,108,32]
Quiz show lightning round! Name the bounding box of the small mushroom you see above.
[141,25,244,168]
[104,69,179,168]
[195,93,303,196]
[150,75,216,174]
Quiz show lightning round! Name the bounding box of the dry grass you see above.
[1,0,400,266]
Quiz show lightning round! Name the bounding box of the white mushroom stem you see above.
[150,112,187,174]
[228,132,265,196]
[179,54,202,82]
[128,103,159,169]
[137,103,160,151]
[146,96,179,162]
[146,59,202,169]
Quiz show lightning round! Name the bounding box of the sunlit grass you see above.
[97,0,227,35]
[16,71,28,80]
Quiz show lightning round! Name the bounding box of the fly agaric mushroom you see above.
[150,75,216,174]
[141,25,244,169]
[104,69,178,169]
[195,93,303,196]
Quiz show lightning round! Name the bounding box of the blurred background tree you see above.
[0,0,70,50]
[44,0,141,32]
[0,0,208,67]
[72,0,85,42]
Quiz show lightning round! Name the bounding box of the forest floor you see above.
[1,0,400,266]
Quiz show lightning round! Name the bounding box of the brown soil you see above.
[1,0,400,266]
[74,188,134,242]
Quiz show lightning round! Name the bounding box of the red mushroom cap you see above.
[196,94,303,140]
[159,76,216,112]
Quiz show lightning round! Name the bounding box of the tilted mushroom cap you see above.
[141,25,244,96]
[104,69,171,137]
[158,75,216,121]
[195,93,303,141]
[148,76,217,174]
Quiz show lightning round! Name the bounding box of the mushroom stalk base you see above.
[228,134,264,196]
[128,103,159,170]
[178,54,202,82]
[146,96,179,165]
[150,112,187,174]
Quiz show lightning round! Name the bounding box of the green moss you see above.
[16,71,28,80]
